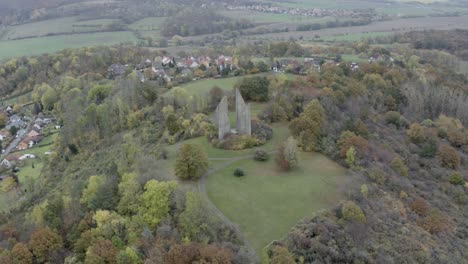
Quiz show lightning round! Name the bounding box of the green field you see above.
[129,17,166,31]
[221,10,336,24]
[321,32,391,42]
[0,32,137,61]
[1,17,120,41]
[206,152,347,254]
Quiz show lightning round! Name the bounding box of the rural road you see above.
[2,128,26,158]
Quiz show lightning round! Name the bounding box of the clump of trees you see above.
[161,9,252,37]
[236,76,270,102]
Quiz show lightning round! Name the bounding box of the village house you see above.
[108,64,129,79]
[0,159,12,169]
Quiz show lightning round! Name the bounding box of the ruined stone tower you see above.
[215,89,251,140]
[215,96,230,140]
[235,89,251,136]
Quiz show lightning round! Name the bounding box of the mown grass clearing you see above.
[0,32,137,61]
[205,151,347,254]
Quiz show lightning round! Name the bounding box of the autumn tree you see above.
[276,137,299,171]
[270,246,295,264]
[438,144,460,169]
[84,239,117,264]
[289,99,326,151]
[138,180,178,229]
[407,123,425,144]
[29,227,63,263]
[11,243,33,264]
[175,143,209,180]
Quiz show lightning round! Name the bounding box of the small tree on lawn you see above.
[276,137,299,171]
[175,143,209,180]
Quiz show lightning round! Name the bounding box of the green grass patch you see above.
[205,152,347,254]
[0,32,137,61]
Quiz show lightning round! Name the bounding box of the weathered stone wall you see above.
[236,89,251,136]
[215,96,231,140]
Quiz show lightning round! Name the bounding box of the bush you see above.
[215,134,263,150]
[341,201,366,223]
[419,138,438,158]
[449,172,464,185]
[254,149,269,161]
[385,111,401,128]
[407,123,425,144]
[234,168,245,177]
[409,197,429,216]
[390,157,409,177]
[251,120,273,141]
[438,145,460,169]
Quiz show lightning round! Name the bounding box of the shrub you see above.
[234,168,245,177]
[390,157,409,177]
[419,138,438,158]
[419,210,451,234]
[251,120,273,141]
[254,149,269,161]
[407,123,425,144]
[438,145,460,169]
[341,201,366,223]
[346,146,356,168]
[449,172,464,185]
[385,111,401,127]
[409,197,429,216]
[216,134,263,150]
[447,128,467,147]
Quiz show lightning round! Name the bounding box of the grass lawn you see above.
[205,152,347,254]
[15,133,57,184]
[0,31,137,61]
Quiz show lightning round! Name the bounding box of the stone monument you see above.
[215,89,251,140]
[236,88,251,136]
[215,96,230,140]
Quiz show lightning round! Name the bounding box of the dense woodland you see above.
[0,19,467,264]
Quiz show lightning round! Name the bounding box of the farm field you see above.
[321,31,391,42]
[129,17,166,31]
[262,0,466,16]
[0,32,137,61]
[240,15,468,42]
[221,10,336,24]
[205,152,347,254]
[1,17,120,41]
